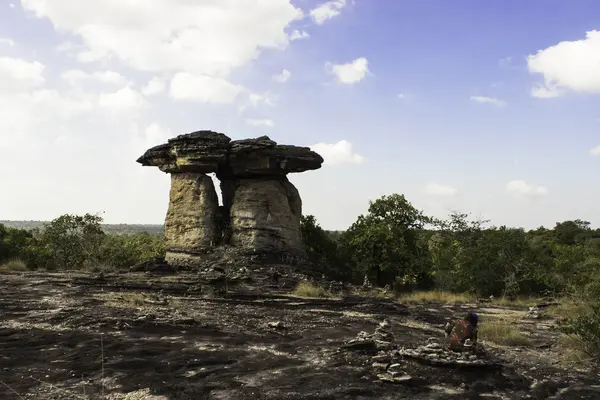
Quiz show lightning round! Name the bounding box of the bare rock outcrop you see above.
[137,130,323,268]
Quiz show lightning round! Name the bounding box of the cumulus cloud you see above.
[310,140,365,166]
[528,30,600,98]
[326,57,370,85]
[506,180,548,197]
[0,57,45,92]
[273,69,291,83]
[20,0,303,76]
[169,73,244,104]
[0,38,15,47]
[470,95,506,107]
[590,145,600,156]
[290,30,310,41]
[98,87,148,111]
[425,183,457,197]
[310,0,347,25]
[246,119,275,127]
[141,77,166,96]
[61,69,128,86]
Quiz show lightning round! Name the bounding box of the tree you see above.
[340,194,433,287]
[39,214,105,270]
[300,215,347,279]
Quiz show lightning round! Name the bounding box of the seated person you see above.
[444,311,479,352]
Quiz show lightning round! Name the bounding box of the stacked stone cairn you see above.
[342,319,498,384]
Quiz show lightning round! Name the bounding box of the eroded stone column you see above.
[229,177,304,255]
[164,172,219,267]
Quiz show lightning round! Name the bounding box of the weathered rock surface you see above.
[137,130,323,268]
[137,132,323,176]
[163,173,220,267]
[229,177,303,255]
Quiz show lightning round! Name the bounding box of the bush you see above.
[292,282,331,299]
[558,301,600,361]
[0,259,28,272]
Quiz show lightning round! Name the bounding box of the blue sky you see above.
[0,0,599,230]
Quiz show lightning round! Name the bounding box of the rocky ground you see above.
[1,270,599,400]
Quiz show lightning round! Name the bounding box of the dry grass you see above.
[397,291,474,304]
[556,334,592,367]
[0,259,28,272]
[95,292,148,308]
[546,299,589,319]
[292,282,332,299]
[478,320,531,347]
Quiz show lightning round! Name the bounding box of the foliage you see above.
[300,215,347,280]
[0,214,164,272]
[558,301,600,361]
[339,194,433,287]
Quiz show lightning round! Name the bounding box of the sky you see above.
[0,0,599,231]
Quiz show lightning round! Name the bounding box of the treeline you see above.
[0,220,164,235]
[301,193,600,299]
[2,193,600,301]
[0,214,164,272]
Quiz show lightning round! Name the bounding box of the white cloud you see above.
[131,123,173,154]
[310,140,365,166]
[470,95,506,107]
[246,119,275,127]
[273,69,291,83]
[506,180,548,197]
[0,38,15,47]
[590,145,600,156]
[61,69,128,86]
[9,3,15,8]
[425,183,457,197]
[397,93,405,99]
[21,0,304,77]
[530,85,561,99]
[310,0,347,25]
[0,57,45,92]
[528,30,600,97]
[98,86,147,110]
[169,72,244,104]
[290,30,310,41]
[141,77,165,96]
[326,57,370,85]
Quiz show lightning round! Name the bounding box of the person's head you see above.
[465,311,479,326]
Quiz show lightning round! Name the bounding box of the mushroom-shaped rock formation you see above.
[137,130,324,268]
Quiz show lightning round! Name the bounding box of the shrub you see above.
[292,282,331,299]
[558,301,600,361]
[0,259,28,272]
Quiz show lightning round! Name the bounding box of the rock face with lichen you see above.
[137,131,323,267]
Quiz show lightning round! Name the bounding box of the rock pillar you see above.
[164,172,219,267]
[137,131,323,268]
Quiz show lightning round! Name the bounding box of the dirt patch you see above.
[0,272,598,399]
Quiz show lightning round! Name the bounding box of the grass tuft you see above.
[478,321,531,347]
[0,259,28,272]
[397,290,474,304]
[292,282,332,299]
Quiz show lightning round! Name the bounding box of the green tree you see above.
[300,215,346,279]
[340,194,433,287]
[39,213,105,270]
